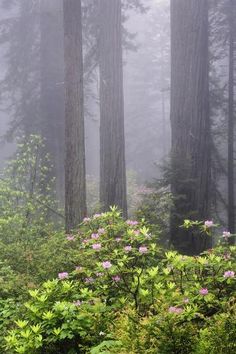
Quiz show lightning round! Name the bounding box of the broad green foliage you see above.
[5,279,107,354]
[0,139,235,353]
[4,209,236,353]
[195,311,236,354]
[0,298,20,352]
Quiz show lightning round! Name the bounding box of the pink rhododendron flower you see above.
[134,230,140,236]
[73,300,82,306]
[168,306,183,314]
[199,288,208,295]
[98,228,105,235]
[139,246,148,254]
[91,233,99,239]
[124,245,132,252]
[85,277,94,284]
[66,235,75,241]
[92,243,101,250]
[112,275,121,282]
[82,239,89,244]
[96,272,104,277]
[115,237,121,242]
[222,231,231,239]
[83,217,91,223]
[126,220,139,226]
[93,213,101,219]
[102,261,112,269]
[224,253,231,260]
[204,220,214,228]
[58,272,69,280]
[224,271,235,278]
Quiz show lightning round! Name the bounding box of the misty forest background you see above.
[1,0,236,253]
[0,0,171,230]
[0,1,235,353]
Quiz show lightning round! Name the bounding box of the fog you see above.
[0,0,234,236]
[0,0,170,183]
[0,3,17,167]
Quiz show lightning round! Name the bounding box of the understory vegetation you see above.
[0,138,235,354]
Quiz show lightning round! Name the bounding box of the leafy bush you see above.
[196,311,236,354]
[4,210,236,353]
[5,279,108,354]
[0,135,68,286]
[0,298,20,352]
[0,135,60,242]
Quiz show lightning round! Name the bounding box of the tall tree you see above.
[99,0,127,217]
[40,0,65,203]
[63,0,86,231]
[227,0,235,243]
[170,0,211,255]
[208,0,228,227]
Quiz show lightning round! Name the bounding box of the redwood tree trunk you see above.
[227,0,235,244]
[99,0,127,217]
[63,0,86,231]
[170,0,211,254]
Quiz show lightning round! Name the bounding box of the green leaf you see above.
[53,327,62,336]
[42,311,54,320]
[20,329,31,339]
[29,289,39,298]
[147,266,159,278]
[140,288,149,297]
[31,324,41,334]
[15,320,28,329]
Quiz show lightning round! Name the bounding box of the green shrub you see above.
[0,135,60,242]
[196,310,236,354]
[0,135,68,287]
[5,210,236,353]
[0,298,20,352]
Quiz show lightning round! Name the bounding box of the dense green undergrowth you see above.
[0,137,235,353]
[0,209,235,353]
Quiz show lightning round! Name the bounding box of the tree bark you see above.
[227,0,235,244]
[63,0,86,231]
[170,0,211,254]
[99,0,127,217]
